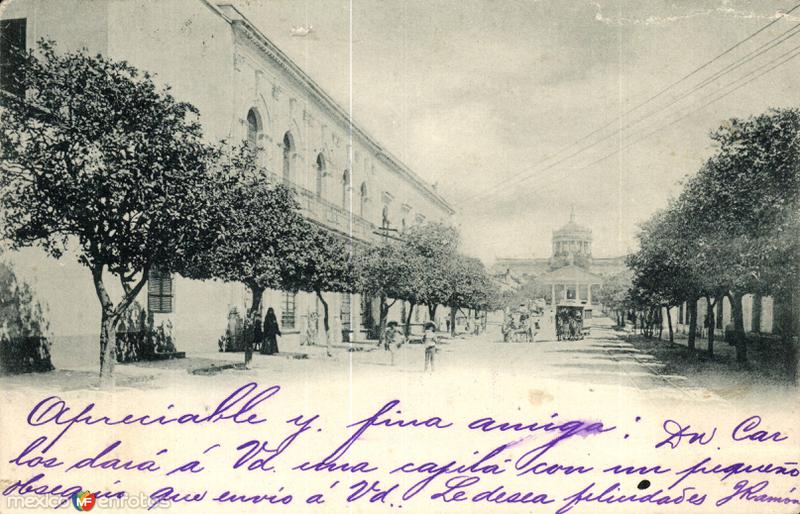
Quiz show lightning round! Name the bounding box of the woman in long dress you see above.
[262,307,281,355]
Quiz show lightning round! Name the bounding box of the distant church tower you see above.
[550,207,593,270]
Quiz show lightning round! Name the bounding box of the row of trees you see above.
[627,108,800,364]
[0,42,499,381]
[358,222,500,338]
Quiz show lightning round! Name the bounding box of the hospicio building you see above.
[492,210,627,305]
[0,0,454,364]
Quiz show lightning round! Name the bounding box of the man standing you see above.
[423,322,438,372]
[383,321,405,366]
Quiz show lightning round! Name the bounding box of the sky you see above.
[234,0,800,262]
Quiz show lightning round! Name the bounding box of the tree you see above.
[629,108,800,365]
[593,271,631,329]
[445,256,497,336]
[0,42,220,381]
[679,110,800,363]
[178,143,312,333]
[293,225,357,355]
[354,240,412,338]
[403,222,460,321]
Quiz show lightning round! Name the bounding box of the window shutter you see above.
[148,269,174,313]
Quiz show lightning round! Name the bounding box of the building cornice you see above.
[213,2,454,216]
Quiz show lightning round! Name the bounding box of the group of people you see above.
[381,321,438,372]
[243,307,282,366]
[237,306,440,372]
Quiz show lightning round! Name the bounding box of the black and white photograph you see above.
[0,1,798,513]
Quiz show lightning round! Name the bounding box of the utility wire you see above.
[506,43,800,203]
[462,3,800,203]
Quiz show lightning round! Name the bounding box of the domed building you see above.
[550,208,593,269]
[492,209,627,305]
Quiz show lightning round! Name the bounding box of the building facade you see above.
[492,210,627,304]
[0,0,454,364]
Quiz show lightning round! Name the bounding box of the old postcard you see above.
[0,0,798,513]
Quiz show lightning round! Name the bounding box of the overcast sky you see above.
[235,0,800,262]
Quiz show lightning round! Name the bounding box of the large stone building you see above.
[0,0,454,364]
[493,210,627,304]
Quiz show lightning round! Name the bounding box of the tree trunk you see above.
[687,297,697,351]
[91,265,149,386]
[379,296,394,342]
[729,291,748,366]
[657,307,663,340]
[404,301,415,336]
[98,309,118,384]
[248,284,264,316]
[449,307,457,337]
[316,290,331,356]
[245,284,264,366]
[666,305,674,343]
[428,304,437,323]
[706,296,717,357]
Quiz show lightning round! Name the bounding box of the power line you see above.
[504,42,800,202]
[493,28,800,200]
[462,3,800,203]
[468,17,800,203]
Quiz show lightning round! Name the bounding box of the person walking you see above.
[423,322,438,372]
[253,309,264,353]
[263,307,281,355]
[383,321,405,366]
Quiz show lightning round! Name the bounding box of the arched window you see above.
[359,182,368,217]
[382,205,390,229]
[246,109,260,149]
[282,132,294,183]
[315,153,325,199]
[341,170,350,209]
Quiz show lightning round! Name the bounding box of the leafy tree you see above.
[443,255,495,336]
[0,42,220,381]
[630,108,800,365]
[354,240,412,338]
[178,144,312,324]
[403,222,460,321]
[594,270,632,329]
[680,110,800,362]
[292,225,357,355]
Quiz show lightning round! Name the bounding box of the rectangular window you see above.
[281,291,296,329]
[678,303,684,324]
[341,293,351,330]
[147,268,174,313]
[0,18,26,96]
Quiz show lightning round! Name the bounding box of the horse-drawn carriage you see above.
[555,303,590,341]
[502,306,540,343]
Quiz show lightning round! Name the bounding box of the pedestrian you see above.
[262,307,281,355]
[244,310,258,367]
[305,311,319,346]
[253,308,264,353]
[383,321,405,366]
[423,321,437,372]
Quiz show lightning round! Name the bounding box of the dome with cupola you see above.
[551,208,592,268]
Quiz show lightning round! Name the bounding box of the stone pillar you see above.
[575,282,580,302]
[551,284,555,306]
[588,284,592,304]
